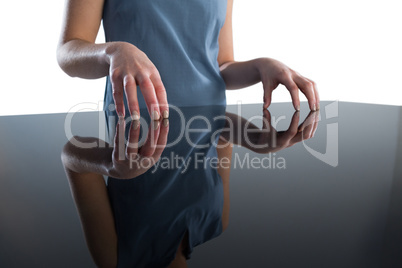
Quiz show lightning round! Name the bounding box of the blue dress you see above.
[107,105,227,267]
[102,0,228,112]
[102,1,228,266]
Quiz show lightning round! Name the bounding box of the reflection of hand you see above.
[252,110,319,153]
[108,118,169,179]
[108,42,169,120]
[62,118,169,180]
[256,58,319,111]
[226,110,318,154]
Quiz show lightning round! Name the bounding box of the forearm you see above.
[61,137,118,267]
[63,161,118,268]
[220,112,260,148]
[57,39,122,79]
[220,59,262,89]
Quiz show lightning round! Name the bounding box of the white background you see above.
[0,0,401,116]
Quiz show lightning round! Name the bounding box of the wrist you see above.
[103,41,135,65]
[103,42,120,65]
[253,58,267,80]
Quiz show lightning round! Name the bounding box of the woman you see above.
[58,1,319,267]
[57,0,319,121]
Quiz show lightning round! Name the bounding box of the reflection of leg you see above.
[217,137,233,232]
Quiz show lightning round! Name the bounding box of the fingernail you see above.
[317,103,320,110]
[152,111,160,121]
[312,104,316,111]
[131,111,140,120]
[296,105,300,111]
[153,120,160,129]
[163,118,169,127]
[163,110,169,119]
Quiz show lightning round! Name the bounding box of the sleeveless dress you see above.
[102,0,228,113]
[102,2,228,265]
[107,105,227,267]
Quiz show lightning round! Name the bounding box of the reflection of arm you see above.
[220,111,318,154]
[217,137,233,232]
[220,112,262,150]
[62,137,117,268]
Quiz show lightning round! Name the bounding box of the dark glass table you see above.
[0,101,401,268]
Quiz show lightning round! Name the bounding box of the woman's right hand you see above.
[106,42,169,121]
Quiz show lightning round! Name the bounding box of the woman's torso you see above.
[102,0,228,112]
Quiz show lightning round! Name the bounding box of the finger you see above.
[307,78,320,110]
[137,74,160,120]
[139,120,160,157]
[152,118,169,160]
[126,120,140,160]
[123,75,140,120]
[283,111,300,139]
[281,74,301,111]
[113,118,126,161]
[262,109,272,130]
[150,73,169,119]
[263,109,279,149]
[110,72,126,117]
[262,81,274,109]
[298,111,316,133]
[302,115,315,140]
[276,111,299,148]
[311,112,320,137]
[289,111,315,144]
[293,76,317,111]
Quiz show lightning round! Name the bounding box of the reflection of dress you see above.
[107,106,226,267]
[102,0,227,113]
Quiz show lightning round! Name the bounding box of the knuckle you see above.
[135,72,147,84]
[289,85,299,92]
[278,69,290,78]
[110,69,122,81]
[154,83,166,94]
[304,80,313,90]
[279,68,292,79]
[139,77,153,89]
[123,75,136,88]
[149,65,159,75]
[135,66,146,75]
[112,88,123,98]
[310,80,317,88]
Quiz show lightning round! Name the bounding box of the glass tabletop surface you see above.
[0,101,401,268]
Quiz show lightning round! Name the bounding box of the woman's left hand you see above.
[255,58,319,111]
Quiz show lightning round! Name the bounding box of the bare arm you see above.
[61,119,169,267]
[218,0,320,111]
[57,0,108,78]
[62,138,118,268]
[57,0,168,120]
[216,138,232,232]
[64,168,118,268]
